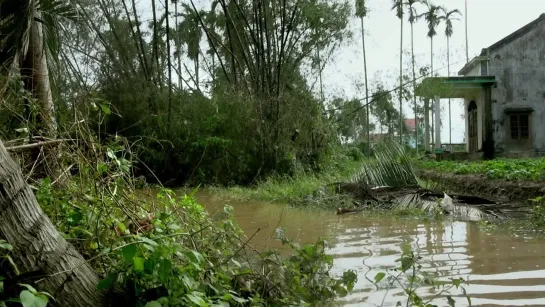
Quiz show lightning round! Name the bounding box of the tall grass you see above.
[216,159,362,204]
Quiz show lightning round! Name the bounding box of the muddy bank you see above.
[417,169,545,202]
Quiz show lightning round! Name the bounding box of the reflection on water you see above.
[196,191,545,306]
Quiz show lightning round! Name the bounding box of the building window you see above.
[510,113,529,140]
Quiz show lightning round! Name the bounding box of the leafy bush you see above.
[416,158,545,181]
[22,136,357,306]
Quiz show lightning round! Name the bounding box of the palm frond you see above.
[354,141,418,187]
[391,0,403,19]
[355,0,367,18]
[0,0,34,73]
[37,0,78,86]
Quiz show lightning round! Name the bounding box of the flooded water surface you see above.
[196,191,545,306]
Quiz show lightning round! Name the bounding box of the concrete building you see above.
[420,13,545,158]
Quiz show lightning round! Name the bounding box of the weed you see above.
[373,245,471,307]
[416,158,545,181]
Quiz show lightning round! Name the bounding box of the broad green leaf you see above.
[20,290,47,307]
[144,301,162,307]
[134,257,145,271]
[335,285,348,297]
[452,278,461,288]
[0,241,13,251]
[374,272,386,284]
[144,258,156,274]
[183,250,204,265]
[122,244,137,263]
[186,292,205,305]
[97,273,116,290]
[401,257,413,272]
[158,259,172,285]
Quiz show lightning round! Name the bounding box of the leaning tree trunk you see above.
[360,16,370,157]
[22,16,57,137]
[0,140,104,306]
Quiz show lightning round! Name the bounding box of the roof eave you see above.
[458,56,487,76]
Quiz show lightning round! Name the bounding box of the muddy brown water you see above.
[194,191,545,307]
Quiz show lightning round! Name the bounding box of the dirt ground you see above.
[417,169,545,203]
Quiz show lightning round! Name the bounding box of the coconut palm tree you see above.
[181,3,203,91]
[0,0,77,137]
[442,6,461,150]
[418,0,444,151]
[465,0,469,63]
[356,0,371,157]
[392,0,404,144]
[405,0,421,153]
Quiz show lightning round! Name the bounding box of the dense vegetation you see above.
[0,0,477,305]
[416,158,545,181]
[0,0,455,187]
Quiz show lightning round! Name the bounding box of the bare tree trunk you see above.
[424,98,430,152]
[430,36,434,146]
[151,0,161,86]
[195,51,200,91]
[411,21,417,154]
[166,0,173,135]
[23,17,57,137]
[0,140,104,307]
[175,0,182,88]
[465,0,469,63]
[447,36,452,150]
[360,17,370,157]
[398,11,403,144]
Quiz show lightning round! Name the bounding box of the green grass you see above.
[214,159,362,204]
[416,158,545,181]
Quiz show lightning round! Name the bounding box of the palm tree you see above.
[356,0,371,157]
[465,0,469,63]
[173,0,182,88]
[442,6,461,150]
[392,0,404,144]
[0,1,104,303]
[0,0,75,137]
[181,3,203,91]
[405,0,421,153]
[418,0,444,151]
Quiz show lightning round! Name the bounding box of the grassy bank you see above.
[214,159,362,205]
[416,158,545,181]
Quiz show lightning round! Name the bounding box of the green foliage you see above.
[220,148,362,205]
[355,141,418,187]
[29,139,357,306]
[0,241,52,306]
[330,97,373,144]
[373,245,471,306]
[529,197,545,230]
[416,158,545,181]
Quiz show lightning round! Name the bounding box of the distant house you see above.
[404,118,417,132]
[404,118,424,148]
[420,13,545,158]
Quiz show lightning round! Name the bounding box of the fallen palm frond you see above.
[336,142,530,220]
[352,141,418,188]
